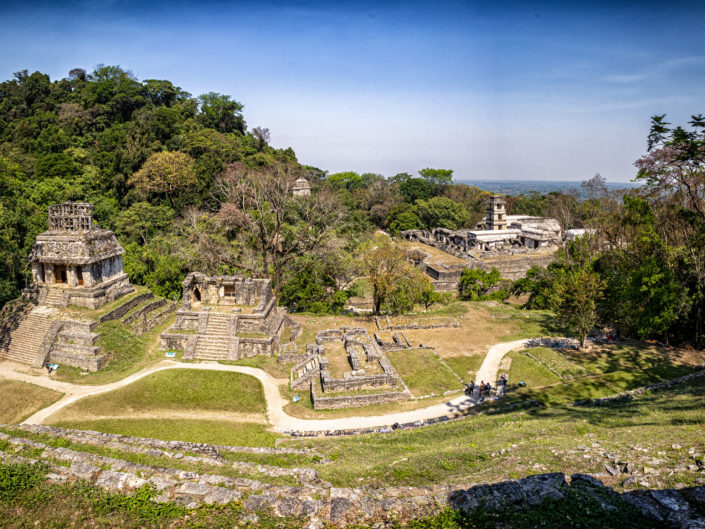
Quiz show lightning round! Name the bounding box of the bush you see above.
[0,462,47,502]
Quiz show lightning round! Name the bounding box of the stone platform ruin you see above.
[290,327,410,410]
[160,273,299,361]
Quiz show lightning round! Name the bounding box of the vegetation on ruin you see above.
[51,311,176,385]
[50,418,280,448]
[0,462,663,528]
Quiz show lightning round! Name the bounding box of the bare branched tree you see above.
[252,126,270,152]
[215,162,344,294]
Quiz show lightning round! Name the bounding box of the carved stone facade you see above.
[29,202,133,308]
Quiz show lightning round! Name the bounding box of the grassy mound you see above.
[50,370,267,420]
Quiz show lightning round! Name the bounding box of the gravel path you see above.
[0,338,531,432]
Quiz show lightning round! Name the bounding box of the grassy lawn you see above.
[400,303,560,358]
[522,346,590,378]
[290,301,559,359]
[49,370,267,423]
[281,376,705,489]
[220,355,291,379]
[50,418,280,447]
[499,349,561,388]
[51,313,176,385]
[387,349,463,396]
[494,341,705,407]
[0,379,63,424]
[444,354,484,382]
[321,340,351,378]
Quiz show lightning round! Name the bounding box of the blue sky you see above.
[1,1,704,182]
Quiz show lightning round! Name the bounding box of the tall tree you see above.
[359,236,426,314]
[128,151,198,209]
[197,92,245,134]
[216,161,343,294]
[556,266,605,348]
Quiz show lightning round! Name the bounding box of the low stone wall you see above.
[277,342,300,363]
[12,424,318,456]
[479,252,557,281]
[4,424,705,527]
[311,382,408,410]
[316,327,367,344]
[47,346,108,372]
[98,292,154,323]
[321,370,398,392]
[58,319,98,334]
[571,367,705,407]
[123,299,165,325]
[237,297,277,334]
[376,316,459,331]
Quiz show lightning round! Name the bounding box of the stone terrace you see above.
[1,424,704,527]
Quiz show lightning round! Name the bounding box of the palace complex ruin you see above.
[160,273,299,361]
[402,195,562,288]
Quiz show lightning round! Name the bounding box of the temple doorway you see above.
[193,288,201,302]
[76,267,84,286]
[54,265,67,284]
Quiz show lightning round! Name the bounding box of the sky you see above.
[1,0,704,182]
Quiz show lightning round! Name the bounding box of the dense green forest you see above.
[0,67,703,347]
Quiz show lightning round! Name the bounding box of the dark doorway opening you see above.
[77,267,84,286]
[193,288,201,302]
[55,265,67,284]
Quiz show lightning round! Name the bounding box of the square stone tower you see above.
[485,195,507,231]
[29,202,133,308]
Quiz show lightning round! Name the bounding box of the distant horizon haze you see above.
[1,1,703,181]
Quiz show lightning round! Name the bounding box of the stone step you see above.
[15,424,319,458]
[50,342,100,357]
[56,330,99,347]
[0,312,53,365]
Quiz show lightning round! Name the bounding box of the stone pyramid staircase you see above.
[193,312,231,361]
[0,309,55,366]
[43,288,66,307]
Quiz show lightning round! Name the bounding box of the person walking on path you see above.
[467,380,475,397]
